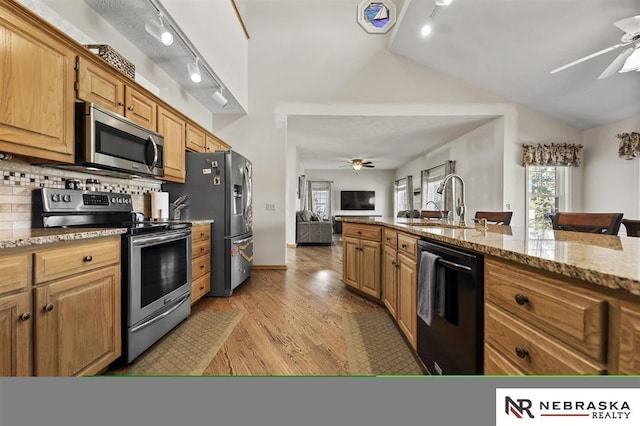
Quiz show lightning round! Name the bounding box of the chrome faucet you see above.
[436,174,466,226]
[424,200,445,219]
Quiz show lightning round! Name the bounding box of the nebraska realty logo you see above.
[496,389,639,425]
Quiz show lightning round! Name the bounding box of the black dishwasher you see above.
[416,239,484,375]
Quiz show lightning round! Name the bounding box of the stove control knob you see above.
[117,197,123,204]
[111,197,117,204]
[62,194,72,203]
[51,193,61,202]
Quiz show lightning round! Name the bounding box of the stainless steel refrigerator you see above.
[163,150,253,296]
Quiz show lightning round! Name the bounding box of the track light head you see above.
[211,88,229,108]
[187,58,202,83]
[435,0,453,5]
[145,14,173,46]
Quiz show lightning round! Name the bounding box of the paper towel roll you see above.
[151,192,169,221]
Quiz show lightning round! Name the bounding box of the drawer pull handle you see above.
[83,255,93,262]
[401,244,407,249]
[43,303,54,312]
[200,286,205,290]
[515,346,529,359]
[19,312,32,321]
[200,233,205,237]
[514,294,529,305]
[391,260,396,265]
[357,231,362,234]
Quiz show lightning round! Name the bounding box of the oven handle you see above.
[437,258,472,273]
[130,293,190,334]
[133,230,191,247]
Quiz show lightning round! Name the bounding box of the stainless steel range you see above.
[32,188,192,364]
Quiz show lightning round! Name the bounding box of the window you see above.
[420,161,455,213]
[308,181,331,220]
[394,176,412,214]
[526,165,568,230]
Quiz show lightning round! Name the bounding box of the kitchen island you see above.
[339,217,640,375]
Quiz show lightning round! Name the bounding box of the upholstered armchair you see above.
[296,210,333,245]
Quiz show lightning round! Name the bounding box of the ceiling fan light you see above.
[435,0,453,6]
[620,48,640,73]
[421,22,433,37]
[353,163,362,171]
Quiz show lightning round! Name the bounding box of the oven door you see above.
[126,229,192,326]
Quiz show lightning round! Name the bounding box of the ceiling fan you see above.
[347,159,375,170]
[550,15,640,79]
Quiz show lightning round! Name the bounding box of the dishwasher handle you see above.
[437,258,472,273]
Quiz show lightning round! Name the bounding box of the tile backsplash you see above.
[0,157,163,230]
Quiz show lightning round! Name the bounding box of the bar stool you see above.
[474,211,513,225]
[622,219,640,237]
[551,212,623,235]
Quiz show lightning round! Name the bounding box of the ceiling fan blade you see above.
[362,161,373,165]
[550,42,630,74]
[598,47,635,79]
[614,15,640,36]
[364,164,375,168]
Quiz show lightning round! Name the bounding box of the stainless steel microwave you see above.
[75,102,164,178]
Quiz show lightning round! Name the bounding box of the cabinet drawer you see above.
[343,223,381,242]
[192,240,210,258]
[0,252,30,294]
[192,253,211,280]
[383,228,397,249]
[34,238,120,284]
[192,225,211,244]
[485,257,606,361]
[485,304,605,375]
[611,302,640,374]
[397,233,418,259]
[484,344,525,376]
[191,273,210,304]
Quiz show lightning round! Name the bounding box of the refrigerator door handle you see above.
[234,236,253,245]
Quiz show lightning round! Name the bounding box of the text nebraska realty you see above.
[507,397,632,419]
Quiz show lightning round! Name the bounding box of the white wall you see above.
[213,0,585,265]
[583,114,640,219]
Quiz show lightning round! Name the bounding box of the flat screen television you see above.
[340,190,375,210]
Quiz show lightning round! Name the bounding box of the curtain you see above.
[298,175,308,210]
[617,132,640,160]
[522,143,583,167]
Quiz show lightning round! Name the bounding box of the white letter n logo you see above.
[505,396,534,418]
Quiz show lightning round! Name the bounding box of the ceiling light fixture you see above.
[145,13,173,46]
[211,87,229,108]
[420,0,453,37]
[352,163,362,171]
[620,47,640,73]
[187,57,202,83]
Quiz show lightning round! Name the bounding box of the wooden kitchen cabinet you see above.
[609,301,640,374]
[77,57,157,131]
[381,228,418,348]
[191,224,212,304]
[158,105,186,183]
[0,291,32,376]
[186,123,206,152]
[342,223,382,299]
[205,133,231,152]
[0,2,75,163]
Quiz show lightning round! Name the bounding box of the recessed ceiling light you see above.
[421,23,433,37]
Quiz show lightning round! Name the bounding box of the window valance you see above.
[522,143,583,167]
[617,132,640,160]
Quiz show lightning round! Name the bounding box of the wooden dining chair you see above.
[622,219,640,237]
[421,210,449,219]
[551,212,623,235]
[474,211,513,225]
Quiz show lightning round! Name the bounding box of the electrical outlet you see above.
[506,203,511,209]
[265,203,276,211]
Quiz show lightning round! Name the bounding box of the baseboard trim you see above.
[253,265,287,270]
[286,243,297,248]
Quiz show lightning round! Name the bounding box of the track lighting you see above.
[145,14,173,46]
[187,57,202,83]
[211,87,229,108]
[435,0,453,5]
[421,22,433,37]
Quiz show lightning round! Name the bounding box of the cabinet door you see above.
[124,86,156,130]
[33,265,121,376]
[158,106,186,183]
[76,57,125,115]
[0,6,75,162]
[205,133,223,153]
[0,291,32,376]
[343,237,360,289]
[382,246,398,319]
[360,240,381,299]
[397,253,417,349]
[187,123,206,152]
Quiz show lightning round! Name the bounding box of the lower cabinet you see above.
[191,224,212,304]
[396,252,417,349]
[33,265,121,376]
[0,291,32,376]
[343,236,381,298]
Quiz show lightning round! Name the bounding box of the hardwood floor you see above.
[193,236,386,375]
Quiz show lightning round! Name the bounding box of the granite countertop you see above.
[0,220,214,249]
[340,217,640,297]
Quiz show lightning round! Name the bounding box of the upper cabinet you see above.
[186,122,206,152]
[0,2,75,163]
[158,106,186,183]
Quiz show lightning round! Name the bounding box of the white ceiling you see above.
[78,0,639,171]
